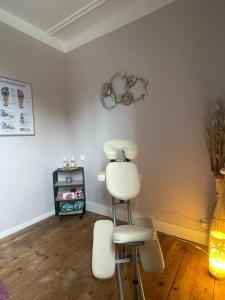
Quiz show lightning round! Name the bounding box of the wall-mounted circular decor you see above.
[100,72,149,110]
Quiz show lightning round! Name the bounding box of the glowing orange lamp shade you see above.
[209,230,225,279]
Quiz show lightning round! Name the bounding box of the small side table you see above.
[53,167,86,219]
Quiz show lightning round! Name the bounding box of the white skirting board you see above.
[0,202,208,246]
[86,200,208,246]
[0,210,55,239]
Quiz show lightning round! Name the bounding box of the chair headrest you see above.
[103,139,138,160]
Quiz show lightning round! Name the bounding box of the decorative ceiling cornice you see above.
[0,0,176,53]
[46,0,109,36]
[0,7,64,52]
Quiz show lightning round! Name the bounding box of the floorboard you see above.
[0,212,217,300]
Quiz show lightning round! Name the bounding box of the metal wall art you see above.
[100,72,149,110]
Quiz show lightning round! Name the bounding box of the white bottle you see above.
[63,157,68,169]
[70,157,76,168]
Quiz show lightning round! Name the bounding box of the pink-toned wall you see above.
[65,0,225,234]
[0,22,69,235]
[1,0,224,242]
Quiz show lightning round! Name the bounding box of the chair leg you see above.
[132,246,146,300]
[116,249,125,300]
[137,264,145,300]
[132,246,139,300]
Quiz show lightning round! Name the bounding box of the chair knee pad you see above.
[92,220,115,279]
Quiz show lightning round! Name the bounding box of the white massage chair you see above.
[92,140,164,300]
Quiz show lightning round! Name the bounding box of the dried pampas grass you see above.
[204,99,225,178]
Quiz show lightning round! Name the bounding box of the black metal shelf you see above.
[54,180,83,187]
[56,167,82,172]
[53,167,86,219]
[58,209,83,216]
[55,198,85,202]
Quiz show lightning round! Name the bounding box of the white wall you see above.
[65,0,225,242]
[0,22,69,236]
[1,0,225,245]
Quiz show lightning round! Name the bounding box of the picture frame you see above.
[0,76,35,136]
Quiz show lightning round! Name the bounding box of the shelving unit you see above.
[53,167,86,219]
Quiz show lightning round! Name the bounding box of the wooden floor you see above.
[0,212,224,300]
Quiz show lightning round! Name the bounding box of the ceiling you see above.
[0,0,176,53]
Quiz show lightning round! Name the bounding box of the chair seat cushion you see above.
[113,224,152,244]
[106,162,141,200]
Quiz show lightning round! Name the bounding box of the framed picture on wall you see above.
[0,76,34,136]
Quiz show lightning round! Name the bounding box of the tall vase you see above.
[209,176,225,279]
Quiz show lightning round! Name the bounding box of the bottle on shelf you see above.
[70,157,76,168]
[63,157,69,170]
